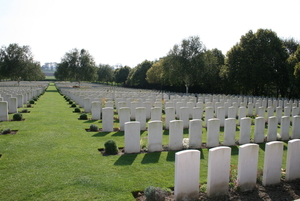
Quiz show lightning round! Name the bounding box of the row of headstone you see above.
[0,84,47,121]
[174,139,300,200]
[122,115,300,153]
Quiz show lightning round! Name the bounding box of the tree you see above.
[200,50,222,93]
[126,60,153,88]
[282,38,300,55]
[0,43,42,84]
[114,66,131,85]
[23,61,45,81]
[55,48,98,85]
[225,29,289,97]
[97,64,114,83]
[164,36,205,93]
[146,58,164,85]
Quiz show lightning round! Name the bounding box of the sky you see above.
[0,0,299,67]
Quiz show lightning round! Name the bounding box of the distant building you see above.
[41,62,57,71]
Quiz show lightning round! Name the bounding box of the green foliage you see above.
[12,113,23,121]
[71,103,77,108]
[114,66,131,84]
[74,107,81,113]
[29,100,35,104]
[21,109,28,113]
[2,128,11,134]
[79,113,88,120]
[104,139,118,155]
[0,43,45,82]
[144,186,170,201]
[126,60,153,87]
[164,36,206,93]
[68,101,73,104]
[225,29,289,97]
[89,124,99,131]
[144,186,156,200]
[97,64,114,83]
[54,48,98,83]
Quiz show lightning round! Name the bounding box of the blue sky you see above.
[0,0,299,67]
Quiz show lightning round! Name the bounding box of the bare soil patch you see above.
[134,179,300,200]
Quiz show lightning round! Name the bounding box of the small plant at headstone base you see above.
[79,113,88,120]
[21,109,28,113]
[27,103,32,108]
[71,103,77,108]
[140,138,147,151]
[13,113,23,121]
[229,164,238,190]
[74,107,81,113]
[89,124,99,131]
[144,186,170,201]
[199,183,207,193]
[256,167,263,183]
[33,98,38,101]
[2,128,11,134]
[29,100,35,104]
[69,101,73,104]
[104,139,119,155]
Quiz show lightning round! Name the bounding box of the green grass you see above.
[0,83,290,200]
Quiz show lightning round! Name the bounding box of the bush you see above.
[104,139,118,155]
[74,107,81,113]
[13,113,23,121]
[21,109,28,113]
[79,113,88,120]
[144,186,156,201]
[144,186,170,201]
[29,100,35,104]
[27,103,31,108]
[69,101,73,104]
[2,128,11,134]
[89,124,99,131]
[71,103,77,108]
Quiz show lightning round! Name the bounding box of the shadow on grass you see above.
[92,132,110,137]
[259,143,266,151]
[141,152,161,164]
[112,131,124,136]
[166,151,176,162]
[114,154,138,166]
[83,120,98,123]
[46,89,58,92]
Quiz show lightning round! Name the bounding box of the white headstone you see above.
[102,107,114,132]
[175,150,200,201]
[237,143,259,191]
[207,146,231,197]
[119,107,130,131]
[188,119,202,149]
[254,117,265,143]
[135,107,146,130]
[124,121,140,153]
[224,118,236,146]
[148,120,163,152]
[292,116,300,139]
[165,107,175,130]
[280,116,290,141]
[91,101,102,120]
[207,118,220,148]
[262,141,283,186]
[285,139,300,181]
[169,120,183,151]
[267,116,277,141]
[239,117,251,145]
[0,101,8,121]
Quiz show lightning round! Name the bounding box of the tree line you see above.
[0,44,45,84]
[1,29,300,98]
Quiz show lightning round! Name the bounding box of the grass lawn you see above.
[0,83,289,200]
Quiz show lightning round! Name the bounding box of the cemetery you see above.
[1,81,300,200]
